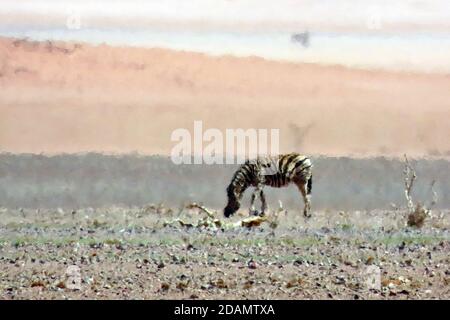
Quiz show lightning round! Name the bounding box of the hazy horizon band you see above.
[2,0,450,73]
[2,28,450,74]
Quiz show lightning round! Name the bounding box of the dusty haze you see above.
[1,36,450,157]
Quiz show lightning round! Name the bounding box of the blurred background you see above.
[1,1,449,209]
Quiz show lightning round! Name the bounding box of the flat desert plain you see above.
[1,206,449,299]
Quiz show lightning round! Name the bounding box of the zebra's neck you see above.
[228,165,253,200]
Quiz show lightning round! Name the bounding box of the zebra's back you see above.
[248,153,312,188]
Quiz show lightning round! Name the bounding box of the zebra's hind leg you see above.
[296,181,311,218]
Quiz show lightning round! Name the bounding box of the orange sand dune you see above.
[0,37,449,157]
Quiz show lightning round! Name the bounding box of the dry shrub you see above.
[403,155,437,229]
[407,203,428,228]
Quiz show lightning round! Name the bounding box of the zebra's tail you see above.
[307,175,312,195]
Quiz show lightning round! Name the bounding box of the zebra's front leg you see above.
[249,189,260,216]
[259,189,267,217]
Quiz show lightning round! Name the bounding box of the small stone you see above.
[247,260,258,269]
[160,283,170,291]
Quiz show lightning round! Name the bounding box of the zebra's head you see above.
[224,200,240,218]
[224,184,241,218]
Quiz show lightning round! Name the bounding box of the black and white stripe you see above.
[224,153,313,218]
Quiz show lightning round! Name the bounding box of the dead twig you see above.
[429,180,438,208]
[164,203,272,231]
[186,202,215,219]
[403,154,416,213]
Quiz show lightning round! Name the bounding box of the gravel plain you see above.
[0,206,449,300]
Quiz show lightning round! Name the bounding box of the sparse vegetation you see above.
[0,205,449,299]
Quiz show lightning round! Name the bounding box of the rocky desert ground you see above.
[1,205,449,300]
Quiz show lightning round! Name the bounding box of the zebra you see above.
[224,153,313,218]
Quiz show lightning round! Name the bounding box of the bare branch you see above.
[186,202,215,219]
[402,155,435,228]
[429,179,438,208]
[403,154,416,213]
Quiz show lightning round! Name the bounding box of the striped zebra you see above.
[224,153,313,218]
